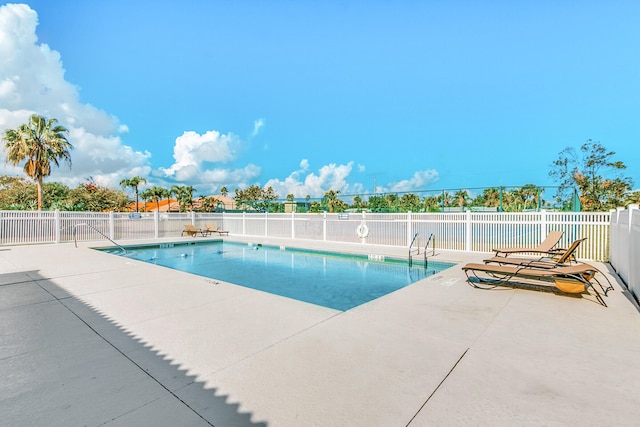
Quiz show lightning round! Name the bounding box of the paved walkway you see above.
[1,237,639,426]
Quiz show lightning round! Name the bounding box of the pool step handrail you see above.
[423,233,435,268]
[408,232,419,267]
[73,223,126,254]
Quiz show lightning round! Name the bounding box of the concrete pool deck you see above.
[1,236,640,426]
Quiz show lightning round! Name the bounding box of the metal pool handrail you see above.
[408,232,419,266]
[423,233,435,268]
[73,223,126,254]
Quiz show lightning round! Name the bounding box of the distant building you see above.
[284,202,297,213]
[124,199,179,212]
[192,195,236,211]
[124,195,236,212]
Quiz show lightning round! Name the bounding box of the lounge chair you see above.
[205,223,229,236]
[492,230,564,257]
[485,237,587,268]
[181,224,209,237]
[462,261,610,306]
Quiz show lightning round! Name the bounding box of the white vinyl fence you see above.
[1,209,612,261]
[609,205,640,298]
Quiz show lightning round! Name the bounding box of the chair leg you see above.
[597,271,615,295]
[588,284,607,307]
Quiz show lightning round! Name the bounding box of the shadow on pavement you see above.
[0,270,268,426]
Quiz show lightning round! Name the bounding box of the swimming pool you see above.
[100,241,454,311]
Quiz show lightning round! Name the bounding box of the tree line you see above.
[2,115,638,212]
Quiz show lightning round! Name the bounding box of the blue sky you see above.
[1,1,639,200]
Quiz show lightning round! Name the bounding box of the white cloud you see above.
[0,3,149,188]
[251,118,265,137]
[386,169,440,193]
[0,4,120,135]
[159,130,240,181]
[150,163,262,196]
[198,164,262,192]
[264,161,358,198]
[62,127,151,180]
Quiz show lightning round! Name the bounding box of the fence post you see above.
[242,211,246,236]
[466,209,472,252]
[323,211,327,241]
[629,205,639,297]
[619,205,638,288]
[154,211,159,239]
[609,208,619,268]
[291,211,295,239]
[407,211,412,247]
[54,209,60,243]
[191,211,195,225]
[362,210,368,244]
[540,209,548,238]
[109,211,115,240]
[265,211,268,237]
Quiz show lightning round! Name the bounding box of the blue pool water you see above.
[100,241,454,311]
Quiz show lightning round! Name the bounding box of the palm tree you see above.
[182,185,196,211]
[119,176,147,212]
[139,188,154,212]
[173,185,196,212]
[454,190,469,211]
[323,190,341,213]
[200,195,217,212]
[169,185,180,212]
[157,187,170,211]
[422,195,440,212]
[220,186,228,198]
[385,193,398,212]
[440,191,452,209]
[398,193,421,212]
[482,187,501,209]
[147,186,167,211]
[353,195,362,211]
[173,186,185,212]
[2,114,73,210]
[518,184,539,211]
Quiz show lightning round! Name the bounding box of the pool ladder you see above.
[408,233,435,268]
